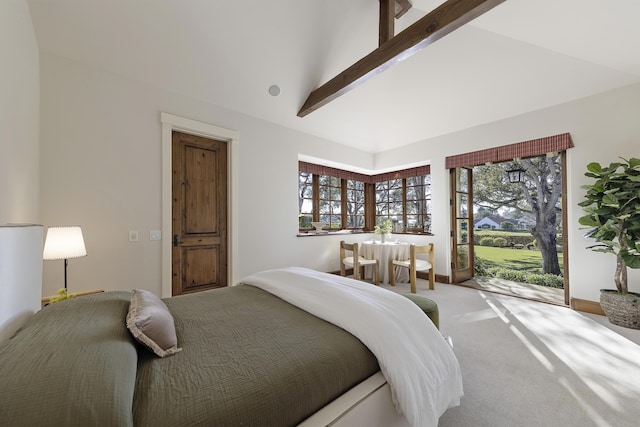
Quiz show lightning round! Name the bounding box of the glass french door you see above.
[451,168,474,283]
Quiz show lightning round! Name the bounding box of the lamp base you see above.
[64,258,69,290]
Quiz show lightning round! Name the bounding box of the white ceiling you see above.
[27,0,640,153]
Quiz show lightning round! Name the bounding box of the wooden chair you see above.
[340,240,379,284]
[389,243,434,293]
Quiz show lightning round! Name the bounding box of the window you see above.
[376,175,431,233]
[299,162,431,234]
[298,172,313,229]
[298,173,366,231]
[406,175,432,233]
[346,179,365,228]
[319,175,341,229]
[375,179,403,226]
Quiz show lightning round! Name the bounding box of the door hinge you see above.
[173,234,179,247]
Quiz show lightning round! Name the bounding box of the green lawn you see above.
[475,245,564,273]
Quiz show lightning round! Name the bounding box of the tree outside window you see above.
[298,172,313,229]
[406,175,432,233]
[346,180,365,228]
[319,175,341,229]
[298,172,366,231]
[376,176,431,233]
[376,179,403,228]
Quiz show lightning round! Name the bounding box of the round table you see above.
[361,240,410,284]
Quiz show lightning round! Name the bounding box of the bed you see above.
[0,267,463,426]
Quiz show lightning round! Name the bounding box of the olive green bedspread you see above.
[134,285,379,426]
[0,286,379,426]
[0,292,137,426]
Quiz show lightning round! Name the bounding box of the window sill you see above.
[297,230,433,237]
[395,231,433,236]
[297,230,365,237]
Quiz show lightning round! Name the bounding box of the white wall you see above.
[377,82,640,302]
[0,1,41,341]
[39,53,375,296]
[0,0,39,224]
[39,48,640,303]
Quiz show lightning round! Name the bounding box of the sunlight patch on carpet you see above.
[487,293,640,418]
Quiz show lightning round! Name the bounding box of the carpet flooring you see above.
[379,279,640,427]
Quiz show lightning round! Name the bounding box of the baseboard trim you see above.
[415,272,449,284]
[571,298,605,316]
[435,274,450,284]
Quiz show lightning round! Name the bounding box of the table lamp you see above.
[43,226,87,290]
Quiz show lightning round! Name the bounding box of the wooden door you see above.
[451,167,474,283]
[172,131,227,296]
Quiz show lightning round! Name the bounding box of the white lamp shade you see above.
[43,226,87,260]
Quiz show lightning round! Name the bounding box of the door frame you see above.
[450,155,570,305]
[450,167,474,283]
[160,112,239,298]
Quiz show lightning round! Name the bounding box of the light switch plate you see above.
[150,230,161,241]
[129,230,139,242]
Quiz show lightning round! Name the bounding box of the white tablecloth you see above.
[361,240,410,284]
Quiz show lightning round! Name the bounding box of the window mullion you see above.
[402,178,408,232]
[312,174,320,222]
[365,182,375,231]
[341,179,347,229]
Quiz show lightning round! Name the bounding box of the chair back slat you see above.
[340,240,360,276]
[340,240,378,283]
[390,243,435,292]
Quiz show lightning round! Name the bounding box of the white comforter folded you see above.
[241,267,463,427]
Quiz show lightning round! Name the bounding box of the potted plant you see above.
[578,157,640,329]
[49,289,75,304]
[374,219,393,243]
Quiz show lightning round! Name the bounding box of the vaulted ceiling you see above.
[27,0,640,153]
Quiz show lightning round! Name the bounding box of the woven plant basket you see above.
[600,290,640,330]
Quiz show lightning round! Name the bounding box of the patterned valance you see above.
[299,162,430,183]
[445,132,574,169]
[371,165,431,182]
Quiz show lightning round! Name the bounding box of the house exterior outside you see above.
[474,217,500,229]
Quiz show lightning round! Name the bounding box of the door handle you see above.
[173,234,179,247]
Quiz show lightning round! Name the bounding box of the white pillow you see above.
[126,289,182,357]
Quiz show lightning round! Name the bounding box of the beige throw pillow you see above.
[126,289,182,357]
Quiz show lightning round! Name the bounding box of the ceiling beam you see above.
[379,0,396,46]
[394,0,413,19]
[297,0,507,117]
[381,1,414,47]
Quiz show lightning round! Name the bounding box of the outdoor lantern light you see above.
[507,166,526,183]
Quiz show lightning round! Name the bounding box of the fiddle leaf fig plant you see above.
[578,157,640,294]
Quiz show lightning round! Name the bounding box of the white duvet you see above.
[241,267,463,427]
